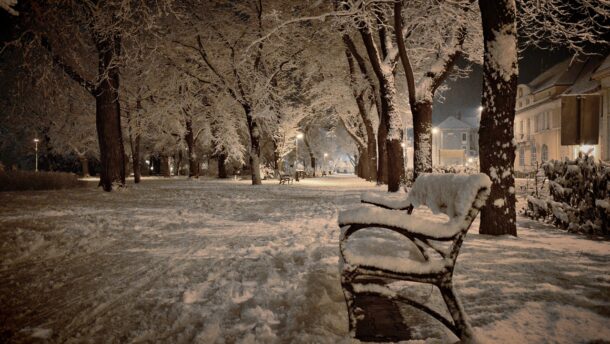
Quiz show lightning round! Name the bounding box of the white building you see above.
[514,54,609,172]
[432,116,479,166]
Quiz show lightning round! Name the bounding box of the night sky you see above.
[433,47,571,124]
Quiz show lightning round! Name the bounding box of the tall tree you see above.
[394,0,482,178]
[477,0,608,236]
[5,1,169,191]
[477,0,519,236]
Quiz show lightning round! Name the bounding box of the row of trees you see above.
[1,0,607,236]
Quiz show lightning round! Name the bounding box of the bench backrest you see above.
[407,173,492,219]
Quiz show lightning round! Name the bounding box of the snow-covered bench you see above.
[279,174,293,184]
[338,173,491,341]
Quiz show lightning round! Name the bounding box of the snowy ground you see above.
[0,175,609,343]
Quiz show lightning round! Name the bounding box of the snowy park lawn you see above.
[1,175,609,343]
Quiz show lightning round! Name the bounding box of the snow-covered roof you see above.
[563,55,605,95]
[461,116,479,129]
[437,116,473,130]
[527,58,585,93]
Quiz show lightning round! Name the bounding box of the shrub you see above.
[525,154,610,236]
[0,170,86,192]
[402,165,479,188]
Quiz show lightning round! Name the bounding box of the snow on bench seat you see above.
[341,227,450,275]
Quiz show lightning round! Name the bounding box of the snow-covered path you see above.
[1,175,609,343]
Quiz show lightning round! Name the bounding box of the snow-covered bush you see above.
[525,154,610,235]
[432,165,479,175]
[402,165,479,188]
[0,171,85,191]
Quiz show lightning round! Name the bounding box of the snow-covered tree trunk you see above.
[354,93,376,181]
[79,156,90,177]
[185,117,199,179]
[127,109,141,184]
[382,72,405,192]
[160,155,171,177]
[303,135,316,177]
[94,35,126,191]
[412,101,433,177]
[245,106,262,185]
[218,153,228,179]
[393,0,473,180]
[131,134,141,183]
[272,141,281,177]
[344,44,378,182]
[478,0,518,236]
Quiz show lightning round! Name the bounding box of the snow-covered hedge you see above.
[403,165,479,187]
[432,165,479,175]
[524,154,610,235]
[0,170,85,191]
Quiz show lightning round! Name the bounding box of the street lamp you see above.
[33,138,39,172]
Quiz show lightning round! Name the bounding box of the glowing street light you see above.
[432,127,439,134]
[33,138,39,172]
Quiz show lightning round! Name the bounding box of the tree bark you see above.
[160,155,171,177]
[380,73,404,192]
[132,134,141,183]
[175,150,183,176]
[344,46,378,182]
[244,105,262,185]
[185,117,199,178]
[359,28,403,191]
[127,105,141,183]
[412,101,433,178]
[94,34,125,191]
[394,1,465,179]
[218,153,228,178]
[127,128,141,183]
[303,134,316,177]
[79,156,89,177]
[272,140,281,177]
[478,0,518,236]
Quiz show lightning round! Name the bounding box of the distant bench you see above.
[279,174,293,184]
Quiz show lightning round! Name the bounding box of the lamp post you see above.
[34,138,39,172]
[295,132,303,181]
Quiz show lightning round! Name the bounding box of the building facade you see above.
[433,116,479,166]
[592,55,610,162]
[514,54,609,172]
